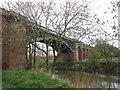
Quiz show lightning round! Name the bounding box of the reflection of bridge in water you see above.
[1,8,90,69]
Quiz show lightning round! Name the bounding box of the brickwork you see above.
[57,43,89,62]
[57,53,74,62]
[1,8,26,69]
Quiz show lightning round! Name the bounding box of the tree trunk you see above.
[25,46,29,70]
[46,44,49,71]
[33,39,36,67]
[29,44,32,69]
[52,48,56,71]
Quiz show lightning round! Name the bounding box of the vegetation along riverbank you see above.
[2,70,71,88]
[54,60,120,75]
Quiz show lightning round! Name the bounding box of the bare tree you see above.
[48,1,96,69]
[2,0,103,70]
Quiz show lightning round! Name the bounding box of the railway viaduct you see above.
[1,8,90,69]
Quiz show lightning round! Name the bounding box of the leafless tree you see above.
[2,0,105,70]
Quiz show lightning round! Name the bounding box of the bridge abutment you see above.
[2,8,26,69]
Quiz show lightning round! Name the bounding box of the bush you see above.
[88,49,101,60]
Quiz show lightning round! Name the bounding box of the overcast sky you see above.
[0,0,119,47]
[0,0,118,33]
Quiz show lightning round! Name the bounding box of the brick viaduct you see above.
[1,8,90,69]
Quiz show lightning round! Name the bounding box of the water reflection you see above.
[49,70,119,88]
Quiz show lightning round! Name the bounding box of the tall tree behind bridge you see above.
[48,1,95,69]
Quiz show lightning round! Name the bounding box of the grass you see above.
[2,70,71,88]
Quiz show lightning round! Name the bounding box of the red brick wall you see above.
[2,8,26,69]
[57,53,74,62]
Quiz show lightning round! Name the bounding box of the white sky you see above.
[0,0,118,29]
[0,0,119,47]
[0,0,118,33]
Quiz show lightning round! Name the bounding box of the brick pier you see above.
[57,43,89,62]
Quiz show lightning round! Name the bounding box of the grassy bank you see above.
[54,60,120,75]
[2,70,71,88]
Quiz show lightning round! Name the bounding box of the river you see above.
[40,69,119,88]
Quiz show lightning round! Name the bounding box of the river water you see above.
[42,69,119,88]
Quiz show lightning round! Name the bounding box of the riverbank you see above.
[54,60,120,75]
[2,70,71,88]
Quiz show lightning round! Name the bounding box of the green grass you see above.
[2,70,71,88]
